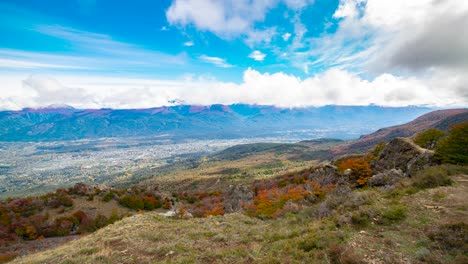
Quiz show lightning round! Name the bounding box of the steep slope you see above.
[331,108,468,156]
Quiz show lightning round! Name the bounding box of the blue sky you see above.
[0,0,467,109]
[0,0,339,80]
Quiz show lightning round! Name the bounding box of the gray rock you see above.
[368,168,404,187]
[309,164,346,185]
[373,137,435,176]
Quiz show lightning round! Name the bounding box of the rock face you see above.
[223,185,254,213]
[309,164,346,185]
[373,138,435,177]
[368,169,404,187]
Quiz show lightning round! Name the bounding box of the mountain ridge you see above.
[0,104,432,142]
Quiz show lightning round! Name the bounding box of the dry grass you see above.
[144,152,319,193]
[10,169,468,264]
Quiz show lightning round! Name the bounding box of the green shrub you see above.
[412,167,453,190]
[414,129,446,149]
[351,210,371,227]
[298,231,344,252]
[381,204,407,225]
[102,192,114,202]
[119,195,144,210]
[298,234,326,251]
[435,123,468,165]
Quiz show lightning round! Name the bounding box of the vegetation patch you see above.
[411,166,453,190]
[380,204,407,225]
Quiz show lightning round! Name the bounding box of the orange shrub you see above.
[336,157,372,186]
[246,186,309,219]
[203,204,224,217]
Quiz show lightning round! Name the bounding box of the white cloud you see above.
[249,50,267,61]
[199,55,234,68]
[282,32,291,41]
[166,0,275,37]
[244,27,277,47]
[1,68,466,110]
[326,0,468,73]
[0,58,86,69]
[166,0,311,44]
[281,0,468,77]
[283,0,314,10]
[183,41,194,46]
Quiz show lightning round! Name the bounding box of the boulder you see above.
[309,164,346,185]
[373,138,435,177]
[368,168,404,187]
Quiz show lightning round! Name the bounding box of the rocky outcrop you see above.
[368,168,404,187]
[223,185,254,213]
[309,164,347,185]
[373,138,435,177]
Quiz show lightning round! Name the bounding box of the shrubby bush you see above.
[102,192,114,202]
[414,129,446,149]
[336,157,373,186]
[381,204,407,225]
[411,166,453,190]
[435,123,468,164]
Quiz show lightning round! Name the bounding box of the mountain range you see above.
[0,105,433,142]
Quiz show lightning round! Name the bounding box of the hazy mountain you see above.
[0,105,433,142]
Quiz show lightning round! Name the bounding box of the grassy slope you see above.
[140,145,328,194]
[12,168,467,264]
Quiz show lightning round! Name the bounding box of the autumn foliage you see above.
[176,191,225,217]
[243,167,338,219]
[246,185,309,219]
[0,183,133,244]
[336,157,373,186]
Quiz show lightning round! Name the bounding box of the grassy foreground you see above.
[10,166,467,264]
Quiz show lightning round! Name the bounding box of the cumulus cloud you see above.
[282,32,291,41]
[166,0,311,45]
[278,0,468,80]
[1,68,466,110]
[377,10,468,71]
[249,50,266,61]
[166,0,276,37]
[322,0,468,73]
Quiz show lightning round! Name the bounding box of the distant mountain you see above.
[0,104,433,142]
[331,108,468,156]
